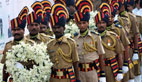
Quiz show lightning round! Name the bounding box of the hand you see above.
[99,77,106,82]
[122,66,129,73]
[116,73,123,81]
[15,62,24,69]
[132,53,139,61]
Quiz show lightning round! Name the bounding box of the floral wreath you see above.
[6,42,53,82]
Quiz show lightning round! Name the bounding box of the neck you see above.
[98,30,106,37]
[55,34,64,39]
[14,37,23,42]
[80,29,88,37]
[30,33,38,38]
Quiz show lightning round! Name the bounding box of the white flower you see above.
[6,42,52,82]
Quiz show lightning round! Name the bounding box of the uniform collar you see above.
[52,36,68,46]
[12,37,25,45]
[77,29,92,38]
[99,30,107,37]
[120,11,129,17]
[29,33,41,40]
[107,23,116,30]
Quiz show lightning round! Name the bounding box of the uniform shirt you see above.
[73,30,105,63]
[101,31,124,58]
[136,15,142,35]
[118,11,139,40]
[108,23,130,47]
[26,33,52,44]
[47,36,79,69]
[1,37,34,64]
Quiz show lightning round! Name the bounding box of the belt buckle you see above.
[83,64,89,69]
[57,71,63,76]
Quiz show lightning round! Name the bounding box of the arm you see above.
[99,54,105,71]
[73,62,79,80]
[71,40,80,80]
[97,36,105,71]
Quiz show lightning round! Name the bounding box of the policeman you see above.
[118,0,139,82]
[1,6,34,81]
[95,11,124,82]
[26,2,52,44]
[126,0,142,81]
[73,0,106,82]
[47,3,80,82]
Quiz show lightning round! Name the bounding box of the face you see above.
[76,21,89,33]
[127,4,133,12]
[12,27,25,41]
[96,20,107,33]
[40,24,49,34]
[108,15,115,25]
[27,22,40,36]
[52,25,65,38]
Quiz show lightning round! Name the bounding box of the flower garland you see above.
[6,42,53,82]
[89,11,98,30]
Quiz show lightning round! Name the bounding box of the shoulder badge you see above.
[71,32,79,38]
[90,31,99,35]
[115,24,122,29]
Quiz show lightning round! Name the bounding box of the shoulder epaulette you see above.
[109,31,118,36]
[40,33,47,37]
[6,41,12,45]
[71,32,79,38]
[115,24,122,29]
[91,31,99,35]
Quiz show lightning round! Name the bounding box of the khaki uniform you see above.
[118,11,139,81]
[47,36,79,82]
[101,31,124,82]
[1,38,34,64]
[134,15,142,76]
[1,37,34,81]
[26,33,52,44]
[136,15,142,35]
[108,24,130,47]
[73,30,105,82]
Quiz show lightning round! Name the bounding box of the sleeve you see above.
[130,15,139,35]
[97,36,105,55]
[140,17,142,34]
[120,28,130,47]
[1,45,8,64]
[115,36,124,54]
[71,40,79,62]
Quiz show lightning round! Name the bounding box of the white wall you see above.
[0,0,54,50]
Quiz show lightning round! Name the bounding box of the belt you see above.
[78,59,101,77]
[51,66,76,82]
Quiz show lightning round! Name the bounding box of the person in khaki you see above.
[73,1,106,82]
[95,11,124,82]
[118,0,139,82]
[99,2,130,76]
[26,4,52,44]
[1,11,34,81]
[47,3,80,82]
[36,1,53,36]
[126,0,142,81]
